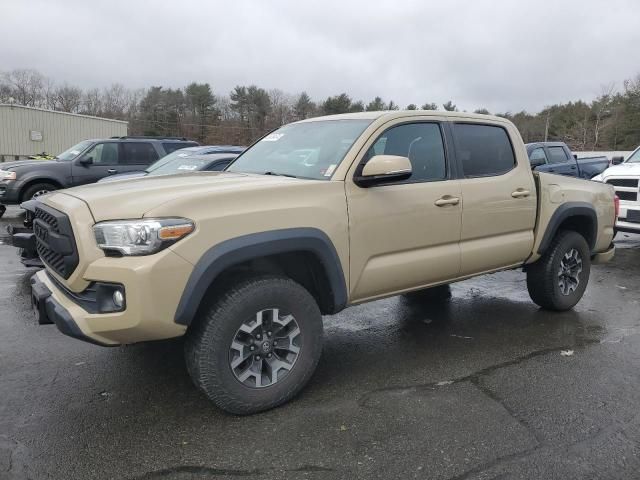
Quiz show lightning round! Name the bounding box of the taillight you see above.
[614,195,620,220]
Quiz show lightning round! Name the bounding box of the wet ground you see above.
[1,205,640,479]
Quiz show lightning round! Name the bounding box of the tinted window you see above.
[206,159,233,171]
[365,123,446,182]
[162,142,199,154]
[547,146,569,164]
[529,148,547,163]
[454,124,515,177]
[83,142,120,165]
[122,143,159,165]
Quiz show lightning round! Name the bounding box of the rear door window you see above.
[122,142,160,165]
[547,146,569,164]
[453,124,515,177]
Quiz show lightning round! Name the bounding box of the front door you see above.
[71,142,123,185]
[346,120,462,302]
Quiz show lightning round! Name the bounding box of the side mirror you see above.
[573,154,578,160]
[611,156,624,165]
[79,156,93,166]
[529,158,545,169]
[354,155,412,187]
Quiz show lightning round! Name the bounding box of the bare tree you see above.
[592,83,615,149]
[2,69,45,106]
[83,88,103,115]
[102,83,128,118]
[55,84,83,112]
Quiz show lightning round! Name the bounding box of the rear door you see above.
[121,142,160,172]
[454,122,537,276]
[71,141,124,185]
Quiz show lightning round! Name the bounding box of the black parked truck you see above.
[0,136,198,216]
[526,142,610,179]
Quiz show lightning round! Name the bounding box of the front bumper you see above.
[31,247,192,346]
[0,180,22,204]
[31,274,112,346]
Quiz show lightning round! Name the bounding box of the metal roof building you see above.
[0,104,127,162]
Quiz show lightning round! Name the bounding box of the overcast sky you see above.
[2,0,639,113]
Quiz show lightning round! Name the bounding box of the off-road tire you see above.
[526,230,591,311]
[184,276,323,415]
[22,183,57,201]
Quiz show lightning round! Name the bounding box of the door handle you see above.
[511,189,531,198]
[107,169,117,174]
[434,196,460,207]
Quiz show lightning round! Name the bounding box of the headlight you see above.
[93,218,194,256]
[0,170,17,181]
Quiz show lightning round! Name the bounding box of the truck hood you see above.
[0,159,56,170]
[58,171,312,221]
[596,162,640,180]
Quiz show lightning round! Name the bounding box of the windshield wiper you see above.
[263,171,298,178]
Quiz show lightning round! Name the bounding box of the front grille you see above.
[607,178,639,188]
[616,191,638,202]
[34,205,79,279]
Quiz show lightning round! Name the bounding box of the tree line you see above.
[2,68,639,150]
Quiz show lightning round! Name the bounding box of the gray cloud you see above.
[2,0,639,113]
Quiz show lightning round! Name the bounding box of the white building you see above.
[0,104,127,162]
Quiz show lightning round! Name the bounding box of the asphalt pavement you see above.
[1,205,640,480]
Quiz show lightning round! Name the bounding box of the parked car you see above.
[0,136,199,211]
[98,146,245,183]
[592,146,640,233]
[9,152,241,267]
[29,111,615,414]
[526,142,609,179]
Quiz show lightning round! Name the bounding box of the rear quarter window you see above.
[453,124,515,177]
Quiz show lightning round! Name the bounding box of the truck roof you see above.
[295,110,511,124]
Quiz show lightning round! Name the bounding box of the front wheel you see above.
[184,276,323,415]
[22,182,57,201]
[526,231,591,311]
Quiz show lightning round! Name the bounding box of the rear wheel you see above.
[22,182,57,201]
[184,276,323,415]
[526,230,591,311]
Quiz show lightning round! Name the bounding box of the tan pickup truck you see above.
[30,111,616,414]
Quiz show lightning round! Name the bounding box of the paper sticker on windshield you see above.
[324,164,337,177]
[70,150,80,155]
[178,165,198,171]
[261,133,284,142]
[177,153,190,157]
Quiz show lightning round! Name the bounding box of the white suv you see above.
[593,146,640,233]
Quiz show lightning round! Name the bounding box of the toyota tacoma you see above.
[29,111,616,414]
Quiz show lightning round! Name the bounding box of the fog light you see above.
[112,290,124,308]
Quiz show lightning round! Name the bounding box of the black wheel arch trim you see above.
[174,228,348,326]
[537,202,598,255]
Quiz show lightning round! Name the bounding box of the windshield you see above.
[57,140,94,161]
[148,156,212,176]
[626,148,640,163]
[227,119,372,180]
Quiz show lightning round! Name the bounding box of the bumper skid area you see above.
[30,274,112,346]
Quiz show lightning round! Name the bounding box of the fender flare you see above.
[537,202,598,255]
[174,228,348,326]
